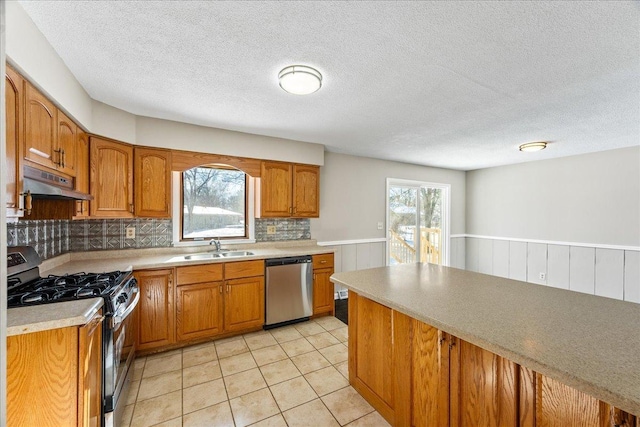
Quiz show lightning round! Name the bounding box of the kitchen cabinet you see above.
[7,309,103,427]
[312,253,335,316]
[259,161,320,218]
[134,147,172,218]
[24,81,58,172]
[175,264,224,341]
[90,136,134,218]
[348,292,638,426]
[73,129,90,218]
[223,260,265,332]
[135,269,175,351]
[56,110,78,177]
[5,65,24,218]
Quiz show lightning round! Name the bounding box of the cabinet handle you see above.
[449,336,457,350]
[61,149,66,168]
[169,274,173,286]
[289,207,293,214]
[227,284,230,294]
[219,284,223,294]
[320,260,327,264]
[20,191,32,215]
[130,203,134,214]
[293,206,297,214]
[54,148,62,166]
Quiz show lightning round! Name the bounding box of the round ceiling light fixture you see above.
[278,65,322,95]
[519,141,548,152]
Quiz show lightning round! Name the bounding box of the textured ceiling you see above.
[18,1,640,171]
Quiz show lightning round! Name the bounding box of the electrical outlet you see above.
[267,225,276,235]
[539,272,546,281]
[125,227,136,239]
[377,222,383,230]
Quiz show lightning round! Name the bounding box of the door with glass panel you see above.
[387,179,448,266]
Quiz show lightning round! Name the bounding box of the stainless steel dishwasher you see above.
[265,256,313,328]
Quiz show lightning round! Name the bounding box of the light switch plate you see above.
[125,227,136,239]
[267,225,276,235]
[377,222,383,230]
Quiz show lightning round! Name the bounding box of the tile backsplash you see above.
[7,217,310,261]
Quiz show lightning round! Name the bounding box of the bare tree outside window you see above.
[182,166,246,239]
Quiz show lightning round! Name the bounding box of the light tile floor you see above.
[124,316,390,427]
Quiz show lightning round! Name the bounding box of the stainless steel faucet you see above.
[209,238,221,251]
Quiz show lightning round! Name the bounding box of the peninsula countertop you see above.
[331,263,640,416]
[7,298,104,336]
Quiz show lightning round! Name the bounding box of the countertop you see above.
[331,263,640,416]
[40,241,334,276]
[7,298,104,336]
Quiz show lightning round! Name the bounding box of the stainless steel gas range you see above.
[7,246,140,427]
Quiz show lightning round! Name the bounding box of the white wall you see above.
[91,100,137,144]
[312,152,466,242]
[466,146,640,247]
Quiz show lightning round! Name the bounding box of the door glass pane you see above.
[389,186,418,265]
[419,187,443,265]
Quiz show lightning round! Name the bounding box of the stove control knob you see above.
[117,295,126,304]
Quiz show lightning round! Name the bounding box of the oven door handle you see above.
[112,287,140,328]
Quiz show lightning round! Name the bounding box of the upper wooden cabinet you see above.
[90,136,134,218]
[24,82,58,171]
[134,147,172,218]
[259,161,319,218]
[73,130,90,219]
[56,110,78,177]
[5,65,24,218]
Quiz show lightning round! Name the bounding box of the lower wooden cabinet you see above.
[176,282,223,341]
[135,269,175,351]
[7,309,103,427]
[224,275,265,332]
[349,292,638,427]
[313,253,335,316]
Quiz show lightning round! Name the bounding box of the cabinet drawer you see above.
[225,260,264,280]
[176,264,224,285]
[312,253,334,269]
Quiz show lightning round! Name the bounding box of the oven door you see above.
[104,284,139,425]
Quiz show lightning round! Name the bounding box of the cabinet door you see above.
[224,276,265,332]
[74,129,90,218]
[56,110,77,177]
[176,282,223,341]
[313,268,334,316]
[449,338,519,427]
[135,269,175,350]
[260,161,292,217]
[90,136,134,218]
[5,66,24,218]
[78,310,103,427]
[134,147,172,218]
[25,82,58,170]
[293,164,319,217]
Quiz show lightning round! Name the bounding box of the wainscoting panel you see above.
[595,249,624,300]
[527,243,548,286]
[355,243,371,270]
[570,246,596,295]
[478,239,493,275]
[321,240,387,296]
[492,240,509,278]
[450,237,466,269]
[624,251,640,303]
[465,238,480,272]
[509,241,527,281]
[547,245,570,289]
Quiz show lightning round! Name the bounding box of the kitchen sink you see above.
[167,251,254,263]
[218,251,254,257]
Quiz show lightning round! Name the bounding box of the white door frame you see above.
[386,178,451,266]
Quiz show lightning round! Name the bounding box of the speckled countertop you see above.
[7,298,103,337]
[40,240,334,276]
[331,263,640,416]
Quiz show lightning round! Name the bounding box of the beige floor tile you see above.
[329,326,348,343]
[137,370,182,401]
[151,417,182,427]
[146,348,182,360]
[143,353,182,379]
[270,325,304,343]
[183,344,218,368]
[280,337,315,357]
[251,344,288,366]
[345,411,391,426]
[290,350,331,374]
[335,361,349,380]
[183,359,222,388]
[319,343,348,365]
[219,351,257,376]
[121,404,134,427]
[269,376,318,411]
[249,413,288,426]
[183,340,216,353]
[216,337,249,359]
[259,359,302,386]
[214,334,245,345]
[127,379,141,405]
[244,330,278,351]
[321,386,374,426]
[315,316,347,332]
[304,366,349,396]
[183,401,234,427]
[133,357,146,381]
[130,390,182,427]
[183,378,228,414]
[224,367,268,399]
[282,399,339,427]
[294,321,326,337]
[306,332,340,350]
[230,388,280,427]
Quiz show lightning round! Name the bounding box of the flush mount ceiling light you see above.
[278,65,322,95]
[519,141,548,152]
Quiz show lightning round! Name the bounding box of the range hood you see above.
[23,165,93,201]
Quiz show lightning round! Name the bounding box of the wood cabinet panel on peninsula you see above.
[7,309,103,427]
[135,269,175,351]
[134,147,172,218]
[259,161,319,218]
[5,65,24,218]
[90,136,134,218]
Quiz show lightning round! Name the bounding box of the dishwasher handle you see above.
[265,256,312,267]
